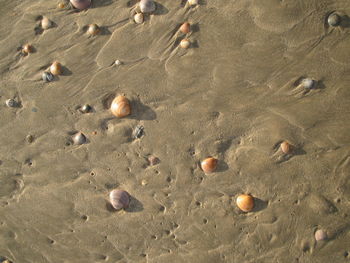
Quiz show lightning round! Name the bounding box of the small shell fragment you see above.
[139,0,156,13]
[87,24,100,36]
[328,13,341,27]
[133,125,144,139]
[41,17,52,30]
[134,13,144,24]
[180,39,191,49]
[42,71,54,82]
[236,194,254,212]
[5,99,17,108]
[73,132,87,145]
[109,189,130,210]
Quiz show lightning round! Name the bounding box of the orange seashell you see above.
[180,22,190,34]
[280,141,291,154]
[22,44,33,54]
[111,95,131,118]
[200,157,218,173]
[236,194,254,212]
[50,61,62,75]
[58,2,65,8]
[87,24,100,36]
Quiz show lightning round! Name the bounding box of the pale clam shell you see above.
[87,24,100,36]
[41,17,52,30]
[134,13,144,24]
[140,0,156,13]
[109,189,130,210]
[73,132,87,145]
[180,39,191,49]
[301,78,315,89]
[70,0,92,10]
[80,104,92,113]
[188,0,199,6]
[315,229,327,241]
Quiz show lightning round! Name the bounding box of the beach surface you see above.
[1,0,350,262]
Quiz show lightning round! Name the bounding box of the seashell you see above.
[26,134,34,143]
[133,125,144,139]
[41,17,52,30]
[110,95,131,118]
[70,0,92,10]
[22,44,33,54]
[148,156,160,166]
[328,13,341,27]
[301,78,315,89]
[200,157,218,173]
[87,24,100,36]
[180,39,191,49]
[58,2,65,8]
[109,189,130,210]
[134,13,144,24]
[139,0,156,13]
[315,229,327,241]
[80,104,92,113]
[280,141,291,154]
[180,22,190,34]
[42,71,54,82]
[236,194,254,212]
[73,132,87,145]
[50,61,62,75]
[5,99,17,108]
[188,0,199,6]
[115,60,122,66]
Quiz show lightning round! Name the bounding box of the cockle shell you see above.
[280,141,291,154]
[42,71,54,82]
[328,13,341,27]
[109,189,130,210]
[134,13,144,24]
[22,44,33,54]
[140,0,156,13]
[180,39,191,49]
[180,22,190,34]
[200,157,218,173]
[73,132,87,145]
[70,0,92,10]
[50,61,62,75]
[315,229,327,241]
[110,95,131,118]
[80,104,92,113]
[188,0,199,6]
[236,194,254,212]
[41,17,52,30]
[87,24,100,36]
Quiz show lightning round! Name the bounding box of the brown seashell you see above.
[200,157,218,173]
[236,194,254,212]
[50,61,62,75]
[180,22,190,34]
[109,189,130,210]
[180,39,191,49]
[280,141,291,154]
[87,24,100,36]
[110,95,131,118]
[22,44,33,54]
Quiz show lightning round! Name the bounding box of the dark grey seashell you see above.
[81,104,92,113]
[315,229,327,241]
[5,99,17,108]
[328,13,341,27]
[70,0,92,10]
[42,71,54,82]
[133,125,144,139]
[301,78,315,89]
[73,132,87,145]
[109,189,130,210]
[140,0,156,13]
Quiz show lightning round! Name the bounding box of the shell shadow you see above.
[61,66,72,76]
[340,15,350,28]
[191,23,200,33]
[252,198,268,212]
[216,160,229,173]
[99,26,112,35]
[131,100,157,120]
[191,40,199,48]
[93,0,113,8]
[153,2,169,16]
[127,0,138,7]
[125,196,144,212]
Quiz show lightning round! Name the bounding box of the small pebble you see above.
[80,104,92,113]
[72,132,87,145]
[42,71,54,82]
[328,13,341,27]
[5,99,16,108]
[315,229,327,241]
[148,156,160,166]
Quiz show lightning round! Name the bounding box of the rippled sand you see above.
[1,0,350,262]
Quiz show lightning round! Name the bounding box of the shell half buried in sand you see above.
[139,0,156,13]
[109,189,130,210]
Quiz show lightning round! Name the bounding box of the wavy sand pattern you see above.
[0,0,350,262]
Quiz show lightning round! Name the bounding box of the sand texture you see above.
[1,0,350,262]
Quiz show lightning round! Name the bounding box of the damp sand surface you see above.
[1,0,350,262]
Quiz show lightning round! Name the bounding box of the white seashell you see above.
[301,78,315,89]
[180,39,191,49]
[315,229,327,241]
[140,0,156,13]
[134,13,144,24]
[5,99,17,108]
[73,132,87,145]
[115,60,122,66]
[41,17,52,30]
[80,104,92,113]
[188,0,199,6]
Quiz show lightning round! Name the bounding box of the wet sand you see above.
[1,0,350,262]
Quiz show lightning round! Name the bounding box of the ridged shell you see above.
[200,157,218,173]
[73,132,87,145]
[42,71,54,82]
[140,0,156,13]
[134,13,144,24]
[70,0,92,10]
[180,39,190,49]
[236,194,254,212]
[110,95,131,118]
[50,61,62,75]
[41,17,52,30]
[328,13,341,27]
[180,22,190,34]
[280,141,291,154]
[88,24,100,36]
[109,189,130,210]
